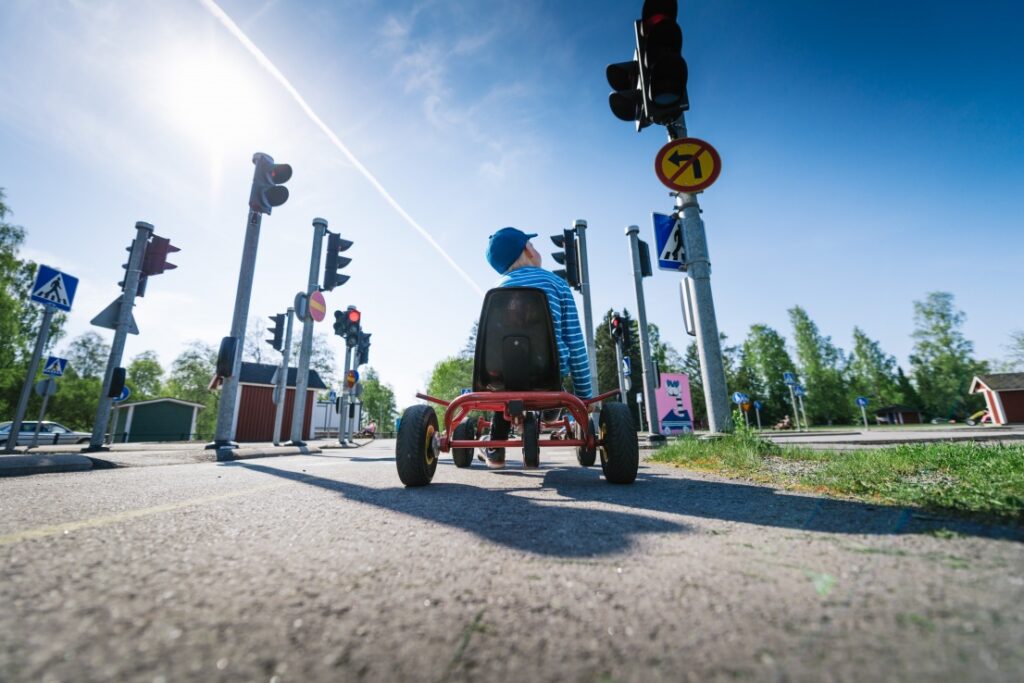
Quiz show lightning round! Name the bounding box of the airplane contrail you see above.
[196,0,485,297]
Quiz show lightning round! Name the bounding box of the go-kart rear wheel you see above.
[575,415,597,467]
[599,402,638,484]
[522,412,540,469]
[395,405,440,487]
[452,420,475,468]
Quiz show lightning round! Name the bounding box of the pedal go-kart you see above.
[396,287,638,487]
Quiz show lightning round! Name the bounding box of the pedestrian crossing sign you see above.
[30,265,78,312]
[652,212,685,272]
[42,356,67,377]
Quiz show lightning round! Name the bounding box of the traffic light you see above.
[607,1,689,130]
[142,235,180,277]
[356,332,371,366]
[107,367,126,398]
[322,233,353,291]
[609,313,622,342]
[550,229,581,290]
[620,313,634,353]
[333,310,345,337]
[249,152,292,214]
[267,313,285,351]
[639,0,688,123]
[638,240,654,278]
[345,307,362,344]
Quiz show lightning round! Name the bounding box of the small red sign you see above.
[309,290,327,323]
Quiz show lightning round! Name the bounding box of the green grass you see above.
[649,432,1024,522]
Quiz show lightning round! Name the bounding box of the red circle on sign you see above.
[654,137,722,193]
[309,290,327,322]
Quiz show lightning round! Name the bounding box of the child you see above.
[482,227,593,468]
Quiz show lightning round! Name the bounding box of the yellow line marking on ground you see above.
[0,482,288,547]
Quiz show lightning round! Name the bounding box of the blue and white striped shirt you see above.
[496,266,593,398]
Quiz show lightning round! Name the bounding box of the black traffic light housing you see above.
[107,367,127,398]
[142,235,180,277]
[249,152,292,214]
[266,313,285,351]
[345,307,362,345]
[620,312,634,353]
[638,240,654,278]
[322,232,353,291]
[609,313,624,342]
[356,331,371,366]
[550,229,581,290]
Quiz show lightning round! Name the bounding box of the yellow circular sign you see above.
[654,137,722,193]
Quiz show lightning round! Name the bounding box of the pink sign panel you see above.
[654,372,694,435]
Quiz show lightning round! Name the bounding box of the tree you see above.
[360,367,398,432]
[0,189,66,415]
[1004,330,1024,371]
[425,356,473,422]
[741,324,798,425]
[164,341,219,438]
[848,327,901,408]
[243,315,272,364]
[128,350,164,400]
[909,292,986,419]
[63,332,111,380]
[788,306,849,425]
[460,322,478,359]
[45,366,102,431]
[309,333,338,389]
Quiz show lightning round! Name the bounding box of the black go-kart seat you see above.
[472,287,561,393]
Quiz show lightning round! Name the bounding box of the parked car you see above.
[0,421,91,446]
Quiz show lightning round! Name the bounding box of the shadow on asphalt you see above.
[231,461,689,557]
[230,461,1021,555]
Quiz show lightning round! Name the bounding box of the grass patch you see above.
[650,431,1024,522]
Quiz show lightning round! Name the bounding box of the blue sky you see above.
[1,0,1021,406]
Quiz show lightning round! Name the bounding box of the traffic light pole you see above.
[289,218,327,446]
[3,306,55,452]
[574,219,599,393]
[626,225,661,437]
[272,307,295,446]
[668,116,731,434]
[211,211,264,450]
[338,343,353,446]
[88,222,153,452]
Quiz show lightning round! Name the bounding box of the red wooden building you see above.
[970,373,1024,425]
[229,362,328,442]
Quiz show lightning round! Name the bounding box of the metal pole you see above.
[30,380,54,449]
[743,409,749,429]
[272,307,295,446]
[210,209,264,448]
[289,218,327,446]
[338,343,353,446]
[89,222,152,451]
[788,385,801,431]
[625,225,660,436]
[614,338,627,403]
[755,406,762,431]
[4,306,54,452]
[860,405,869,430]
[798,394,809,432]
[574,219,599,394]
[667,115,731,434]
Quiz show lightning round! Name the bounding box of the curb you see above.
[0,454,93,477]
[217,446,323,461]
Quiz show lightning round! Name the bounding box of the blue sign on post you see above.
[753,400,762,411]
[622,357,631,377]
[329,390,337,402]
[783,371,797,386]
[856,396,869,407]
[732,392,749,404]
[794,385,807,397]
[42,356,67,377]
[113,386,131,403]
[652,212,685,272]
[460,388,472,395]
[30,265,78,312]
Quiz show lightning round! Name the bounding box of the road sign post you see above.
[784,372,802,431]
[753,400,763,430]
[289,218,328,447]
[272,308,296,446]
[88,222,153,452]
[856,396,869,430]
[626,225,662,440]
[29,378,59,448]
[795,385,809,432]
[338,342,353,447]
[4,305,55,452]
[573,220,599,396]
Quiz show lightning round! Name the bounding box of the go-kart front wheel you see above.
[396,405,440,487]
[452,420,475,468]
[599,402,638,484]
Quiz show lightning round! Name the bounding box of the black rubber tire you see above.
[599,403,638,484]
[452,420,476,468]
[395,405,440,487]
[522,412,540,469]
[575,416,597,467]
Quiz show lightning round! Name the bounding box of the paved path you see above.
[1,440,1021,682]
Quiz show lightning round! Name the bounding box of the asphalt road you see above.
[1,440,1022,682]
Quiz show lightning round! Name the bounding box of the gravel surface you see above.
[1,440,1021,682]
